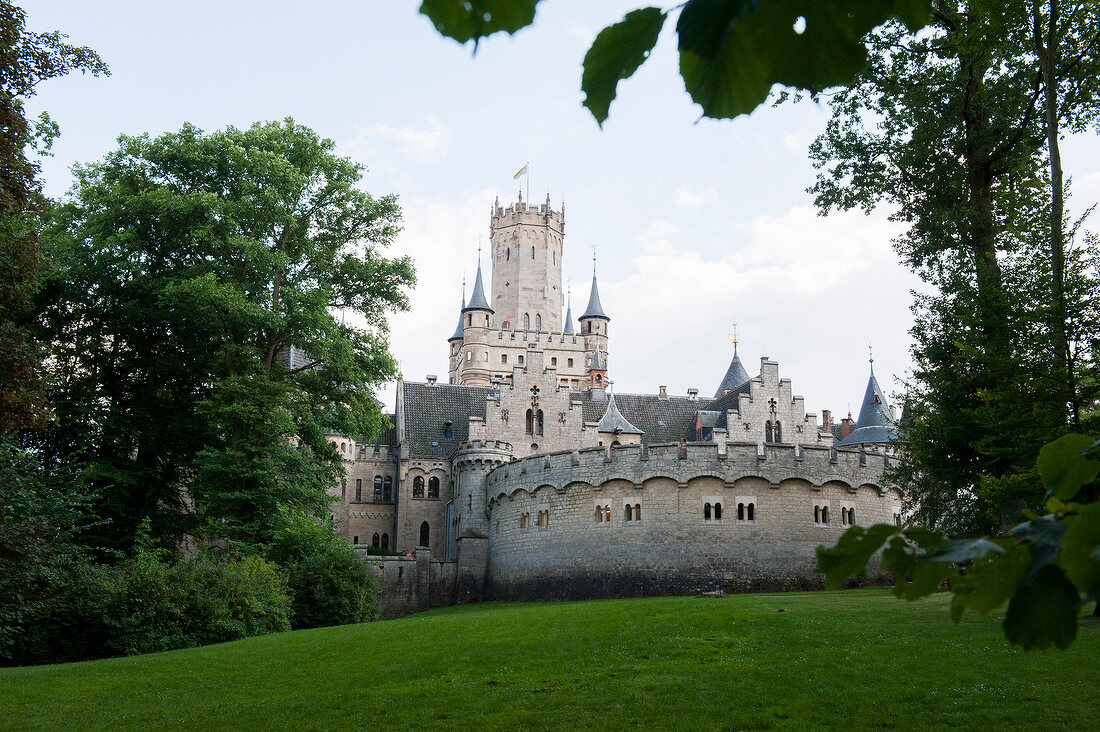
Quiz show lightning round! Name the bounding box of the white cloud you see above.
[344,116,452,163]
[674,187,718,209]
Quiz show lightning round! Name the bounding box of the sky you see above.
[22,1,1100,420]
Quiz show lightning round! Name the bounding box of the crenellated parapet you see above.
[491,198,565,235]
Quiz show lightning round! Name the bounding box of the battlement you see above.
[491,197,565,233]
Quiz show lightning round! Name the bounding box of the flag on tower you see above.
[513,163,528,179]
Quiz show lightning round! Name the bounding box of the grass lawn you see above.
[2,590,1097,730]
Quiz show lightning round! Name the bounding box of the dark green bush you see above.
[266,509,379,629]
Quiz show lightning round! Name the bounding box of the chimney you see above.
[658,385,668,400]
[841,417,851,438]
[889,404,897,422]
[426,374,438,385]
[822,409,832,433]
[687,388,699,400]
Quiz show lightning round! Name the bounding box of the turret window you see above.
[535,314,541,332]
[413,476,425,498]
[531,246,535,259]
[373,476,382,501]
[523,313,530,331]
[383,476,392,501]
[428,476,440,499]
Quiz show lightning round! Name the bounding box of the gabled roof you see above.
[401,381,491,458]
[463,260,492,312]
[837,365,898,446]
[596,391,643,434]
[714,346,751,398]
[579,273,608,320]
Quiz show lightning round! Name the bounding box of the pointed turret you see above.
[579,272,609,321]
[449,294,466,341]
[563,299,575,335]
[596,386,642,435]
[463,258,492,313]
[714,343,751,398]
[838,356,898,446]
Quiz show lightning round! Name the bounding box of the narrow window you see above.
[381,533,389,549]
[815,506,821,523]
[506,248,510,261]
[467,314,471,326]
[536,410,544,435]
[374,476,382,500]
[596,505,603,523]
[748,503,755,521]
[842,509,848,526]
[715,502,723,520]
[485,315,490,326]
[355,478,362,502]
[551,357,557,366]
[518,355,524,365]
[704,502,712,520]
[535,314,542,332]
[604,505,611,522]
[568,358,574,368]
[848,508,855,525]
[413,476,425,498]
[634,503,641,521]
[624,505,632,521]
[383,476,392,501]
[353,535,359,545]
[775,421,782,442]
[419,521,430,547]
[737,502,745,520]
[822,506,829,524]
[372,533,380,547]
[526,409,534,435]
[466,351,471,361]
[765,421,773,442]
[501,354,508,364]
[524,313,530,331]
[428,476,440,499]
[531,246,535,259]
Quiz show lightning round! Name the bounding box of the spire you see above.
[596,383,643,435]
[463,255,492,313]
[579,254,609,320]
[449,287,466,341]
[590,344,607,371]
[563,286,574,335]
[715,323,750,397]
[837,360,898,446]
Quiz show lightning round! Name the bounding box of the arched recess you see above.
[563,480,594,494]
[854,482,883,496]
[419,521,430,547]
[732,475,772,491]
[596,477,637,491]
[775,477,814,493]
[818,479,853,495]
[640,474,681,489]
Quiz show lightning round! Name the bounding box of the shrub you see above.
[266,509,379,629]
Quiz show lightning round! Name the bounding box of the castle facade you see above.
[327,195,902,603]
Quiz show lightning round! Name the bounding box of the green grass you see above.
[2,591,1097,730]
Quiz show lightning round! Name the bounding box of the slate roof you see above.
[590,345,607,371]
[837,367,898,446]
[714,347,751,398]
[576,391,701,445]
[596,391,643,434]
[563,301,575,335]
[373,417,397,447]
[463,261,492,312]
[449,296,465,340]
[579,273,608,320]
[401,381,491,458]
[698,381,753,429]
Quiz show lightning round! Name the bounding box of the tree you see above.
[418,0,933,124]
[37,120,414,549]
[806,0,1100,532]
[0,1,107,434]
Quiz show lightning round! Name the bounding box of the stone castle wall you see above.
[481,441,900,600]
[358,549,457,619]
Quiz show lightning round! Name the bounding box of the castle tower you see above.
[452,439,512,602]
[447,288,465,383]
[715,327,751,397]
[587,344,607,389]
[837,350,899,450]
[459,258,494,386]
[578,259,610,378]
[489,192,565,333]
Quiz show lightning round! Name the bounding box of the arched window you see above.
[536,410,544,435]
[419,521,430,547]
[595,373,602,385]
[596,505,603,522]
[413,476,425,498]
[848,508,855,525]
[765,421,773,442]
[815,506,821,523]
[604,505,611,522]
[383,476,392,501]
[714,502,723,520]
[634,503,641,521]
[737,502,745,520]
[526,409,534,435]
[381,533,389,549]
[428,476,440,499]
[822,506,829,524]
[373,476,382,501]
[748,503,755,521]
[624,505,632,521]
[842,508,848,525]
[535,313,542,332]
[467,314,472,326]
[355,478,362,502]
[774,421,782,442]
[704,502,712,520]
[523,313,530,331]
[372,533,380,547]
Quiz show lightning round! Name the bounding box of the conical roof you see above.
[596,389,643,435]
[563,300,574,335]
[589,345,606,371]
[449,295,465,341]
[579,273,608,320]
[714,345,751,398]
[463,260,492,312]
[838,363,898,446]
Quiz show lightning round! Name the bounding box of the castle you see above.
[326,194,903,609]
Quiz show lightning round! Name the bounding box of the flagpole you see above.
[527,162,530,203]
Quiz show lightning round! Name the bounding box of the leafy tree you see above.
[0,1,107,434]
[419,0,933,124]
[37,120,414,549]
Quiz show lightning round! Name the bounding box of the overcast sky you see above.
[23,1,1100,420]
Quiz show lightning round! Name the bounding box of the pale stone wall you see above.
[488,198,564,333]
[396,458,450,556]
[481,441,900,599]
[357,549,457,619]
[728,358,831,448]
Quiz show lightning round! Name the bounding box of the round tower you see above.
[489,192,565,333]
[452,439,513,602]
[578,258,610,378]
[459,258,494,386]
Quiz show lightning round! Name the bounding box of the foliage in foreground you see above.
[818,434,1100,650]
[419,0,932,124]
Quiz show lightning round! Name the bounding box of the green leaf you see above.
[1012,513,1068,547]
[949,542,1030,622]
[882,535,950,600]
[678,0,932,119]
[419,0,540,48]
[1060,501,1100,596]
[1003,564,1080,650]
[815,523,900,589]
[581,8,666,127]
[1037,433,1100,501]
[924,537,1004,563]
